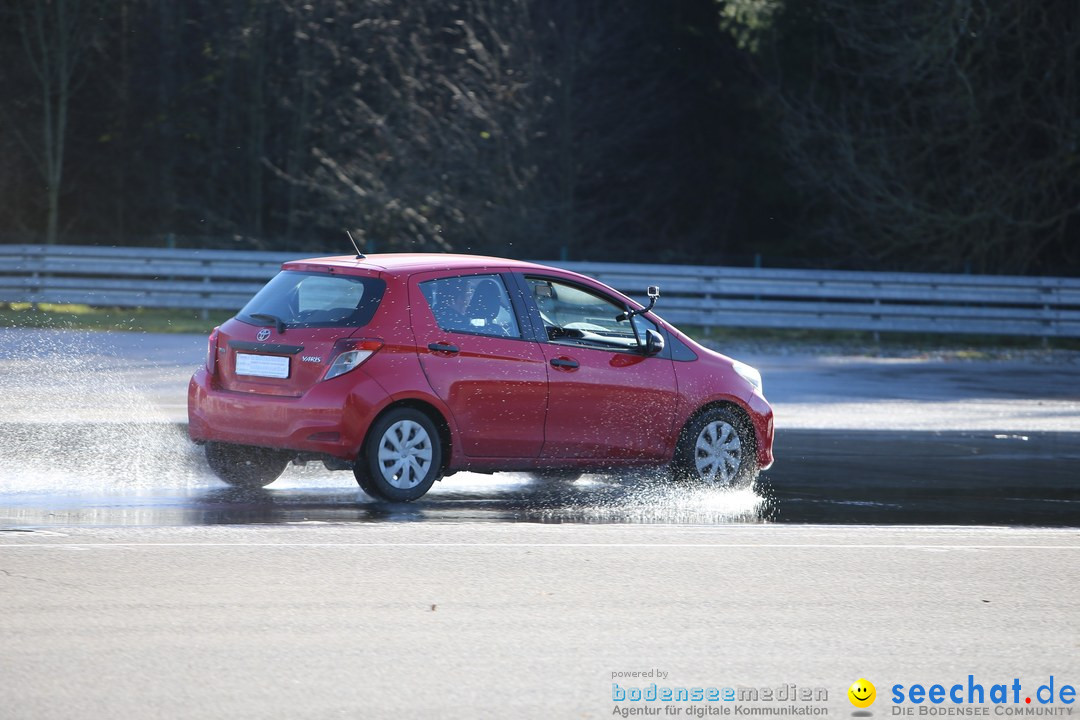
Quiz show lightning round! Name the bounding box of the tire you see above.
[354,408,443,502]
[672,406,758,489]
[204,442,289,489]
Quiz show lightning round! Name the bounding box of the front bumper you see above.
[746,391,775,470]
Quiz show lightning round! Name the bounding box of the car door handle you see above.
[550,357,579,370]
[427,342,460,354]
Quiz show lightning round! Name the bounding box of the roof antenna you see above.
[346,230,365,259]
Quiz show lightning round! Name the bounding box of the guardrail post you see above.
[1042,292,1052,348]
[201,260,211,321]
[703,272,714,337]
[872,296,881,344]
[30,248,40,311]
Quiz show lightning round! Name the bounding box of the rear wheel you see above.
[355,408,443,502]
[204,442,289,489]
[672,406,758,489]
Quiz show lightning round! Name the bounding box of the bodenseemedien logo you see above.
[609,679,830,717]
[612,682,828,703]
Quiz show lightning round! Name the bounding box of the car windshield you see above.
[237,270,386,329]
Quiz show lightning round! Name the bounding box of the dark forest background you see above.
[2,0,1078,275]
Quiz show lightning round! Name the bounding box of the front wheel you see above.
[672,406,758,489]
[354,408,443,502]
[204,442,289,488]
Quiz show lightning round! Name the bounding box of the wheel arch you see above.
[362,398,454,472]
[675,399,758,459]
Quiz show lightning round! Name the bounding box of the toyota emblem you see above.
[256,329,271,342]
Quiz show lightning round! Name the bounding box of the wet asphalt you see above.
[0,328,1077,529]
[0,423,1076,528]
[1,329,1078,719]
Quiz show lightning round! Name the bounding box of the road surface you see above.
[2,523,1077,720]
[0,327,1077,719]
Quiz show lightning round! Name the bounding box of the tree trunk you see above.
[19,0,86,244]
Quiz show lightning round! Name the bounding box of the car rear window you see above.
[237,271,386,329]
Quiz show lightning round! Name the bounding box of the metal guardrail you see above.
[2,244,1079,337]
[562,261,1080,338]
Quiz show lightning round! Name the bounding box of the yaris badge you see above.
[256,329,271,341]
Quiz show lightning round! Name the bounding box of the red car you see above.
[188,254,774,501]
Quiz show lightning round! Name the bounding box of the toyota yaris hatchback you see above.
[188,254,774,501]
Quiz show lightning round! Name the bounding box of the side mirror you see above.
[643,329,665,356]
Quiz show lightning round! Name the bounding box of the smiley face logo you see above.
[848,678,876,708]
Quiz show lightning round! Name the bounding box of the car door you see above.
[517,274,679,460]
[409,270,548,458]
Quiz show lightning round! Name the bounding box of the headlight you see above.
[732,360,763,395]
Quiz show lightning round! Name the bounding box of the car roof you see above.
[282,253,559,276]
[279,252,657,320]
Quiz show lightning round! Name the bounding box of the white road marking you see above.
[0,542,1078,549]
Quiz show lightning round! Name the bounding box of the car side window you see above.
[525,276,647,351]
[420,274,521,338]
[630,312,661,341]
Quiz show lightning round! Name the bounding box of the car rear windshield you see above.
[237,270,386,329]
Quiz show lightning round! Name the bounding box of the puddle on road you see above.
[0,405,770,527]
[2,420,1079,527]
[0,328,1076,528]
[0,330,773,526]
[0,437,773,527]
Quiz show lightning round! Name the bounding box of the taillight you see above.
[205,327,220,375]
[323,338,383,381]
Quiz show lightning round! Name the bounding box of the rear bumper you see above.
[187,367,390,459]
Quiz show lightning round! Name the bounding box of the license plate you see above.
[235,353,290,379]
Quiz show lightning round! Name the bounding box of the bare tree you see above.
[763,0,1080,273]
[524,0,746,262]
[14,0,101,244]
[260,0,536,254]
